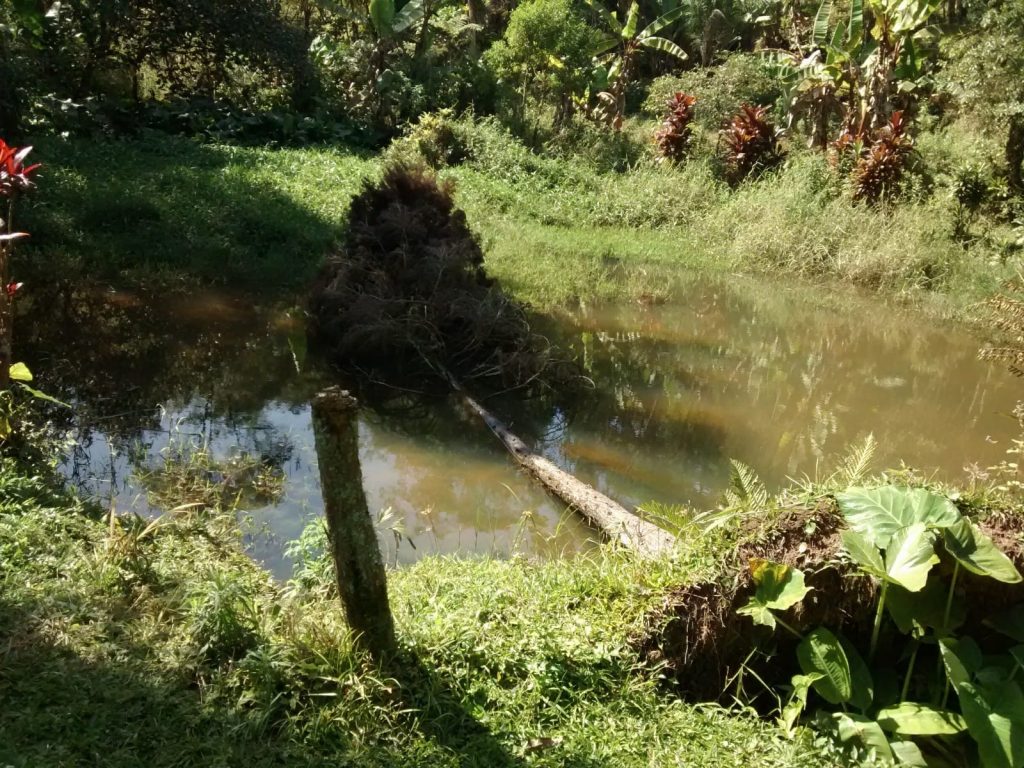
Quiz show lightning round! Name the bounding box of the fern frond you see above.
[724,459,768,509]
[834,433,877,485]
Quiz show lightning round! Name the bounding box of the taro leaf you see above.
[978,665,1015,687]
[8,362,32,382]
[833,712,893,761]
[943,518,1022,584]
[797,627,852,705]
[887,576,963,635]
[737,559,810,629]
[842,528,885,577]
[988,603,1024,643]
[939,636,983,689]
[836,486,960,548]
[839,634,874,712]
[780,673,822,736]
[957,680,1024,768]
[884,523,938,592]
[876,702,968,736]
[890,740,927,767]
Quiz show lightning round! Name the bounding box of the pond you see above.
[18,277,1021,578]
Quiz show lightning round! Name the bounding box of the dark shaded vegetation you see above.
[309,164,577,392]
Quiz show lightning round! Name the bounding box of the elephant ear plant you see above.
[740,484,1024,767]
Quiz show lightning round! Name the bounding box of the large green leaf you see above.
[958,680,1024,768]
[369,0,395,36]
[841,528,885,577]
[9,362,32,382]
[813,0,833,46]
[876,703,967,735]
[846,0,863,50]
[943,518,1022,584]
[836,486,959,548]
[939,636,982,689]
[797,627,852,705]
[392,0,424,34]
[890,740,927,767]
[737,559,810,629]
[884,523,938,592]
[834,713,893,761]
[638,36,688,61]
[640,3,687,37]
[622,1,640,38]
[839,634,874,712]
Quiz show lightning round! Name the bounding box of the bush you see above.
[721,103,784,184]
[654,93,698,163]
[644,54,784,131]
[483,0,600,126]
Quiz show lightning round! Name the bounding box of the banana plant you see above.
[778,0,938,148]
[586,0,688,130]
[366,0,425,39]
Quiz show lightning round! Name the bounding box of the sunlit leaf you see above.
[833,712,893,761]
[890,740,927,767]
[939,636,982,689]
[876,703,967,735]
[638,35,688,61]
[797,627,852,704]
[942,517,1022,584]
[884,523,937,592]
[841,528,885,577]
[836,486,960,548]
[887,577,963,634]
[780,673,821,736]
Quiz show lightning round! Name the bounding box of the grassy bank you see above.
[15,118,1021,317]
[0,456,827,767]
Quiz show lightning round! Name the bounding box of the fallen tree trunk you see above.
[442,370,677,558]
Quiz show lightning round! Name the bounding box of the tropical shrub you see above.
[0,139,38,393]
[587,0,689,130]
[850,112,914,204]
[483,0,599,127]
[654,92,697,163]
[721,103,784,184]
[741,485,1024,767]
[644,53,784,130]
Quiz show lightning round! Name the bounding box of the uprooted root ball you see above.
[308,164,575,391]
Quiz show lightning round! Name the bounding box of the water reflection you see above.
[16,277,1022,576]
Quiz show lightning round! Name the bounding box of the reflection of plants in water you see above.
[135,438,285,511]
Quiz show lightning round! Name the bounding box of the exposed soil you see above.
[638,498,1024,703]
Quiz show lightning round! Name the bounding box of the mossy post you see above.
[311,387,396,657]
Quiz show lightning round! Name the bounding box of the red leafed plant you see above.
[0,138,40,392]
[721,104,784,185]
[850,112,914,204]
[655,92,697,164]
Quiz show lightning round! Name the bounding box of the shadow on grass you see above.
[0,589,605,768]
[16,135,374,293]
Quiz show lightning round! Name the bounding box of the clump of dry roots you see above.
[308,163,575,392]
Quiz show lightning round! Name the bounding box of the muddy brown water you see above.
[18,277,1022,578]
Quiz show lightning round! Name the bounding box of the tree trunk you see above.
[443,371,676,557]
[1008,116,1024,195]
[311,387,396,657]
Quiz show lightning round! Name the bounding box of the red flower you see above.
[6,282,22,298]
[0,139,40,199]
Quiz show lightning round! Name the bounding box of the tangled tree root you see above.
[308,163,576,393]
[638,499,1024,704]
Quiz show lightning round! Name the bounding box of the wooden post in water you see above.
[311,386,396,657]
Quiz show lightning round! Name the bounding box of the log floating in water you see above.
[311,386,397,657]
[442,370,677,558]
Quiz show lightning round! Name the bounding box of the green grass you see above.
[15,116,1023,316]
[0,457,829,767]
